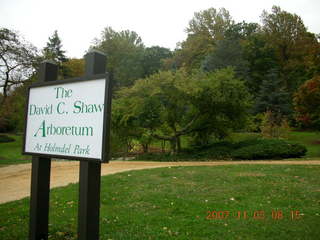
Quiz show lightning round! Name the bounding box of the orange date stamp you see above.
[206,210,302,220]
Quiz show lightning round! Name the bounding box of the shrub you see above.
[231,139,306,160]
[0,134,15,143]
[260,111,291,139]
[134,138,307,161]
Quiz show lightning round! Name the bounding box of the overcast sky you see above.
[1,0,319,58]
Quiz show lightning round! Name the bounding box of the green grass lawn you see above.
[0,134,31,166]
[231,131,320,159]
[287,131,320,158]
[0,165,319,239]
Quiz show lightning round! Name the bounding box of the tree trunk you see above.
[142,144,148,153]
[177,136,181,153]
[170,139,177,154]
[161,140,166,153]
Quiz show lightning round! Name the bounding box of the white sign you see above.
[24,78,107,160]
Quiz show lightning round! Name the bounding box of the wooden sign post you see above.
[28,60,57,240]
[24,50,112,240]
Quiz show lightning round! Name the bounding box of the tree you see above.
[261,6,320,93]
[92,27,145,87]
[42,30,69,79]
[242,32,278,97]
[201,39,249,80]
[171,8,234,71]
[187,7,234,40]
[61,58,84,78]
[202,21,266,85]
[174,33,214,71]
[0,83,29,132]
[224,21,260,40]
[113,68,251,153]
[142,46,172,77]
[42,30,67,63]
[254,69,291,123]
[293,75,320,129]
[0,28,38,105]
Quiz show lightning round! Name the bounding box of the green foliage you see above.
[0,83,29,133]
[202,21,261,80]
[0,28,38,102]
[187,7,234,40]
[113,68,251,153]
[202,39,249,80]
[193,139,306,160]
[254,69,291,116]
[261,6,320,93]
[61,58,84,78]
[109,129,131,158]
[42,30,67,63]
[42,30,69,79]
[136,138,306,161]
[287,131,320,158]
[293,75,320,130]
[172,8,234,71]
[242,33,278,97]
[224,21,260,40]
[92,27,145,87]
[142,46,172,77]
[231,139,307,160]
[260,111,291,139]
[0,134,15,143]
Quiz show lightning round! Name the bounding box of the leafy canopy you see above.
[113,68,251,152]
[92,27,145,88]
[294,75,320,129]
[0,28,38,103]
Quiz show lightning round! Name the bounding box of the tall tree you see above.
[242,32,278,97]
[261,6,320,93]
[254,69,291,121]
[187,7,234,40]
[293,75,320,130]
[202,21,262,84]
[42,30,67,63]
[92,27,145,87]
[172,8,234,71]
[0,28,38,104]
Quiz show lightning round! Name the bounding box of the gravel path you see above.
[1,160,319,204]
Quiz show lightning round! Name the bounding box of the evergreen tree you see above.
[43,30,67,63]
[254,69,291,122]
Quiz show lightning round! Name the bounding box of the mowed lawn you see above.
[0,165,319,239]
[0,135,31,166]
[287,131,320,158]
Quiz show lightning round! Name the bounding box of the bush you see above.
[134,138,307,161]
[260,111,291,139]
[231,139,306,160]
[0,134,15,143]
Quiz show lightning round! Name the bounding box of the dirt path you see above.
[1,160,320,204]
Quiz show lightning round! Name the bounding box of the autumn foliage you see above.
[294,75,320,129]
